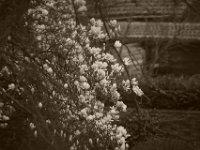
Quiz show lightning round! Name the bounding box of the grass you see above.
[123,108,200,150]
[132,137,198,150]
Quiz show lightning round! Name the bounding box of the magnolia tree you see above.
[0,0,143,150]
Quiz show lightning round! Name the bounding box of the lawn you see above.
[124,108,200,150]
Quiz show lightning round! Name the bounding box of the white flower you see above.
[8,83,15,90]
[122,80,130,91]
[78,54,84,62]
[90,18,96,24]
[43,63,48,70]
[114,41,122,48]
[80,76,87,82]
[47,67,53,74]
[36,35,42,41]
[97,69,106,79]
[79,94,86,103]
[81,82,90,89]
[40,8,48,15]
[103,53,116,62]
[92,61,107,70]
[80,108,88,118]
[1,66,10,75]
[75,130,81,136]
[116,126,127,135]
[111,90,120,101]
[131,78,138,86]
[89,138,93,145]
[74,80,79,86]
[100,78,109,86]
[30,122,36,130]
[2,115,9,121]
[120,142,126,150]
[37,24,45,30]
[110,20,117,27]
[86,115,95,121]
[89,26,106,39]
[95,112,103,118]
[70,146,75,150]
[89,47,101,55]
[38,102,43,108]
[46,120,51,124]
[7,35,11,41]
[90,26,101,35]
[123,57,131,66]
[116,101,127,112]
[96,19,103,27]
[80,64,88,74]
[78,5,87,12]
[132,86,144,97]
[64,83,68,89]
[111,63,123,73]
[34,130,38,137]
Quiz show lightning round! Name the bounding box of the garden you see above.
[0,0,200,150]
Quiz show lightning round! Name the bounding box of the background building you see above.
[87,0,200,75]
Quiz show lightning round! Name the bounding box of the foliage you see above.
[138,74,200,110]
[118,109,159,149]
[132,137,196,150]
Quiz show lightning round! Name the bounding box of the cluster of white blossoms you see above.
[0,102,9,128]
[122,78,144,97]
[0,0,143,149]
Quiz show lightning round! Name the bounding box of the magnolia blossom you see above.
[34,130,38,137]
[30,122,36,130]
[2,115,9,121]
[8,83,15,90]
[116,101,127,112]
[97,69,106,79]
[131,78,138,86]
[64,83,68,89]
[111,63,123,73]
[86,115,95,121]
[111,90,120,101]
[122,80,131,91]
[89,47,101,55]
[80,64,88,74]
[81,82,90,90]
[92,61,108,71]
[123,58,132,66]
[47,67,53,74]
[79,108,88,118]
[132,86,144,97]
[78,5,87,12]
[103,53,116,62]
[110,20,117,27]
[38,102,43,108]
[114,41,122,48]
[80,76,87,82]
[99,78,109,86]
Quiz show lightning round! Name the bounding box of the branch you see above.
[96,0,141,114]
[181,0,200,16]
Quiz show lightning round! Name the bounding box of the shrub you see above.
[0,0,145,150]
[138,74,200,110]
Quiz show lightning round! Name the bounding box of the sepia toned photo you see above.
[0,0,200,150]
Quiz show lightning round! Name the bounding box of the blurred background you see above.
[86,0,200,149]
